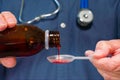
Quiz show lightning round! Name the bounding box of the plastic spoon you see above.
[47,54,89,64]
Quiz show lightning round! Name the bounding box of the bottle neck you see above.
[45,30,60,49]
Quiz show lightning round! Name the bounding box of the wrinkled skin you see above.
[85,40,120,80]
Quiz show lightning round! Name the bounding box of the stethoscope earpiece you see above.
[77,9,93,27]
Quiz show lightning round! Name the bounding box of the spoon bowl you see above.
[47,54,89,64]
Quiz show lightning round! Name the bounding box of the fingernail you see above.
[85,50,94,61]
[85,50,93,56]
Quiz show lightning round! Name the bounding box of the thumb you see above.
[85,50,94,57]
[85,50,95,61]
[0,57,16,68]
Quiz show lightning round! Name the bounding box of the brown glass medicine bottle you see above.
[0,24,60,58]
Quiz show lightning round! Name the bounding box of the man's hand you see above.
[85,40,120,80]
[0,11,17,68]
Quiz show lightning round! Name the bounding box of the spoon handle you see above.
[74,56,89,60]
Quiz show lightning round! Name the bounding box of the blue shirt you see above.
[0,0,120,80]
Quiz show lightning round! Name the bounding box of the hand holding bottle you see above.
[0,11,17,68]
[0,11,60,68]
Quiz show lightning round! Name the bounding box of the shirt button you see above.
[60,22,66,28]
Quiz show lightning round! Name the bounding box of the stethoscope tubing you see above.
[80,0,88,8]
[19,0,61,24]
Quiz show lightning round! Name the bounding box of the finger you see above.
[0,57,16,68]
[85,50,94,56]
[92,57,111,71]
[109,53,120,71]
[94,39,120,58]
[0,14,7,31]
[1,11,17,28]
[94,40,111,58]
[114,48,120,55]
[90,53,120,71]
[85,50,112,71]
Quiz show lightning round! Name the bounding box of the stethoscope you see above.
[19,0,94,27]
[19,0,60,24]
[77,0,93,27]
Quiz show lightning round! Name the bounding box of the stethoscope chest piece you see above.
[77,9,93,27]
